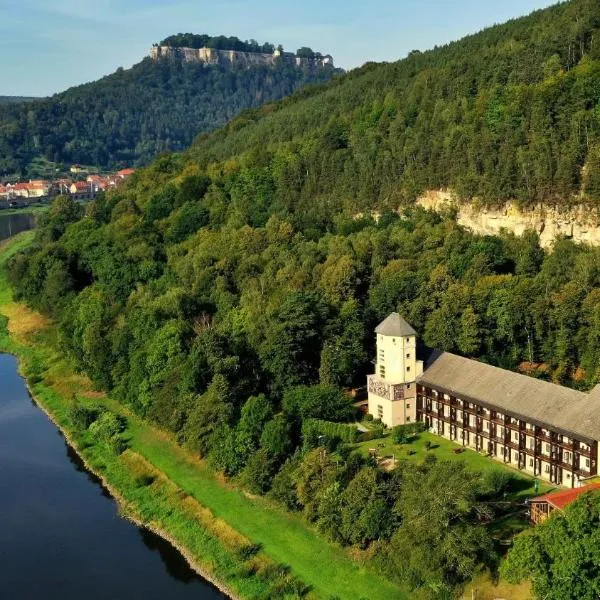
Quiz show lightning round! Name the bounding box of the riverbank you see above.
[0,232,406,600]
[0,203,49,215]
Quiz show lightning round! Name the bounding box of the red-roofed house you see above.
[530,482,600,523]
[70,181,90,194]
[117,168,135,178]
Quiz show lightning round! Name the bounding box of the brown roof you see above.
[418,352,600,443]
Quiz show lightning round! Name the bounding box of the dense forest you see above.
[0,43,337,177]
[179,0,600,210]
[8,2,600,598]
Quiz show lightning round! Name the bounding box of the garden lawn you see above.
[355,430,554,500]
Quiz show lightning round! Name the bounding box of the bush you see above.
[108,435,129,456]
[302,419,359,449]
[358,425,385,442]
[134,474,156,487]
[69,400,101,431]
[88,411,126,442]
[392,422,427,444]
[479,469,514,498]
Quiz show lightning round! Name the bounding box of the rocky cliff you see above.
[150,46,334,69]
[416,191,600,248]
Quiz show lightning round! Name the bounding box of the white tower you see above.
[367,313,423,428]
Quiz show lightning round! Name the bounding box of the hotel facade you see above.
[368,313,600,488]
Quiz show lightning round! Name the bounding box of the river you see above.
[0,353,227,599]
[0,212,37,241]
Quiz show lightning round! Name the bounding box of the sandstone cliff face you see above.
[416,191,600,248]
[150,46,334,69]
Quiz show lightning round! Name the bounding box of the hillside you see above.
[0,96,38,105]
[0,36,338,177]
[9,3,600,598]
[168,0,600,212]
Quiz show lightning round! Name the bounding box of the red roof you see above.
[117,168,135,177]
[534,483,600,511]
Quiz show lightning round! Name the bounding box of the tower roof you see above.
[375,313,417,337]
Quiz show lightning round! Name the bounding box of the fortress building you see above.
[150,46,334,69]
[368,313,600,488]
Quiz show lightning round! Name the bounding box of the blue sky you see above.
[2,0,557,97]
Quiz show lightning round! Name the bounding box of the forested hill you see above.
[0,96,38,105]
[11,4,600,595]
[0,39,338,178]
[170,0,600,212]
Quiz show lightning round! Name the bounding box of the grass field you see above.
[355,430,554,500]
[0,203,49,215]
[0,232,408,600]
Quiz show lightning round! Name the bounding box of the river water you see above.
[0,353,226,599]
[0,212,37,241]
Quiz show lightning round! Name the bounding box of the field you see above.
[0,232,407,600]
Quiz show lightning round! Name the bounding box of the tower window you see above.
[377,405,383,419]
[406,353,410,359]
[379,366,386,379]
[406,366,411,372]
[406,338,410,343]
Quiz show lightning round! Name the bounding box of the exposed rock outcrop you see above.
[416,190,600,248]
[150,46,334,69]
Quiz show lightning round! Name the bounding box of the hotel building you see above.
[368,313,600,487]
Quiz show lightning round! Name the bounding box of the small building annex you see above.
[367,313,600,488]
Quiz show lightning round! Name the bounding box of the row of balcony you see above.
[418,394,593,456]
[419,408,594,465]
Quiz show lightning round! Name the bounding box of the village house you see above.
[368,313,600,488]
[529,482,600,523]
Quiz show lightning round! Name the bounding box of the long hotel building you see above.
[368,313,600,487]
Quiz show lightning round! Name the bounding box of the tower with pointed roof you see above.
[367,313,424,428]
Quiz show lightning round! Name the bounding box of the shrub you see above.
[134,474,156,487]
[302,419,359,449]
[108,435,129,456]
[69,400,101,431]
[88,411,126,442]
[358,425,385,442]
[392,422,426,444]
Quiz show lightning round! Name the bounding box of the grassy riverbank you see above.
[0,203,49,216]
[0,232,407,600]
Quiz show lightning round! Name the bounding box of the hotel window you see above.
[586,458,591,468]
[377,405,383,419]
[406,366,411,373]
[545,464,550,473]
[529,440,535,450]
[379,365,386,379]
[564,451,572,463]
[484,422,489,430]
[529,458,534,467]
[514,432,518,441]
[545,444,551,453]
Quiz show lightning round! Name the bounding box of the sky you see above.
[1,0,558,97]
